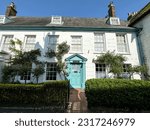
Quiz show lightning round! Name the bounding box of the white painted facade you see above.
[0,29,141,84]
[133,13,150,75]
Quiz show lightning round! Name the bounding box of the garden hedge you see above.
[0,80,69,107]
[85,79,150,111]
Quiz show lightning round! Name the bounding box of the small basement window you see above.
[51,16,63,25]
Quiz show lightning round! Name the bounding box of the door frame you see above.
[65,54,87,89]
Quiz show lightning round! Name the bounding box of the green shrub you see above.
[0,81,69,107]
[85,79,150,111]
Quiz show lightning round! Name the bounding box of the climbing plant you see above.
[45,42,70,79]
[94,51,126,78]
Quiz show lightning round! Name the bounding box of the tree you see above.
[45,42,70,79]
[2,39,42,84]
[2,65,17,83]
[128,65,149,80]
[32,63,45,83]
[94,51,126,78]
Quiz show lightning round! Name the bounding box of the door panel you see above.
[70,63,82,88]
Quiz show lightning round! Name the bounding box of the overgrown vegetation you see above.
[0,81,69,111]
[85,79,150,112]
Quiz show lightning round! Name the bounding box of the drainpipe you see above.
[136,27,145,65]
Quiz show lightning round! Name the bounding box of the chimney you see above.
[5,2,17,17]
[127,12,138,21]
[108,2,116,17]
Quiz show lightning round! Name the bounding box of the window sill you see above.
[69,52,83,54]
[117,52,131,55]
[93,52,106,54]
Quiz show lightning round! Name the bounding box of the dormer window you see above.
[0,16,5,24]
[51,16,63,25]
[108,17,120,25]
[0,15,13,24]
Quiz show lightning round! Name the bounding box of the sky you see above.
[0,0,149,20]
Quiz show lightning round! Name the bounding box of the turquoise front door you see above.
[65,54,87,88]
[70,63,82,88]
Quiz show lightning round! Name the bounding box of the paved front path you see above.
[67,88,88,113]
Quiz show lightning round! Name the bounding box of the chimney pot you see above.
[5,2,17,17]
[108,1,116,17]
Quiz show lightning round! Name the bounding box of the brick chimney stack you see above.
[5,2,17,17]
[108,2,116,17]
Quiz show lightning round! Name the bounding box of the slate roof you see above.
[129,2,150,26]
[0,16,133,29]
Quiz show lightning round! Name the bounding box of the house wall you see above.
[134,13,150,75]
[0,30,141,83]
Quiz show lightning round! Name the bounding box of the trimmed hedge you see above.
[0,81,69,107]
[85,79,150,111]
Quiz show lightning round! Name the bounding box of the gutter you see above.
[0,25,138,32]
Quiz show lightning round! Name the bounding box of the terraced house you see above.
[128,2,150,76]
[0,2,142,88]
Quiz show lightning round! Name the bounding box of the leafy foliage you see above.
[0,81,69,109]
[2,39,43,84]
[45,42,70,79]
[94,51,126,78]
[85,79,150,111]
[32,63,45,83]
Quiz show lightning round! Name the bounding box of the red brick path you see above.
[67,88,88,113]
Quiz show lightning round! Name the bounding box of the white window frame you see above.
[109,17,120,25]
[95,64,106,78]
[0,35,13,52]
[123,64,131,73]
[116,34,129,54]
[71,36,82,53]
[121,64,132,78]
[20,71,31,81]
[46,63,57,80]
[24,35,36,52]
[48,35,59,51]
[94,33,106,53]
[51,16,62,25]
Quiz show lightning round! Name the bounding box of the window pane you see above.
[2,35,13,52]
[94,33,105,52]
[95,64,106,78]
[46,63,57,80]
[20,71,31,80]
[116,34,128,53]
[71,36,82,52]
[49,35,59,44]
[48,35,59,50]
[25,35,36,51]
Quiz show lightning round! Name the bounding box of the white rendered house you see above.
[0,2,141,88]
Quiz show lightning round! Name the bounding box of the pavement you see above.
[67,88,88,113]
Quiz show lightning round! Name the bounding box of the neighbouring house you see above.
[0,2,141,88]
[128,2,150,75]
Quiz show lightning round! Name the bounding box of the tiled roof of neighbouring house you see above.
[129,2,150,26]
